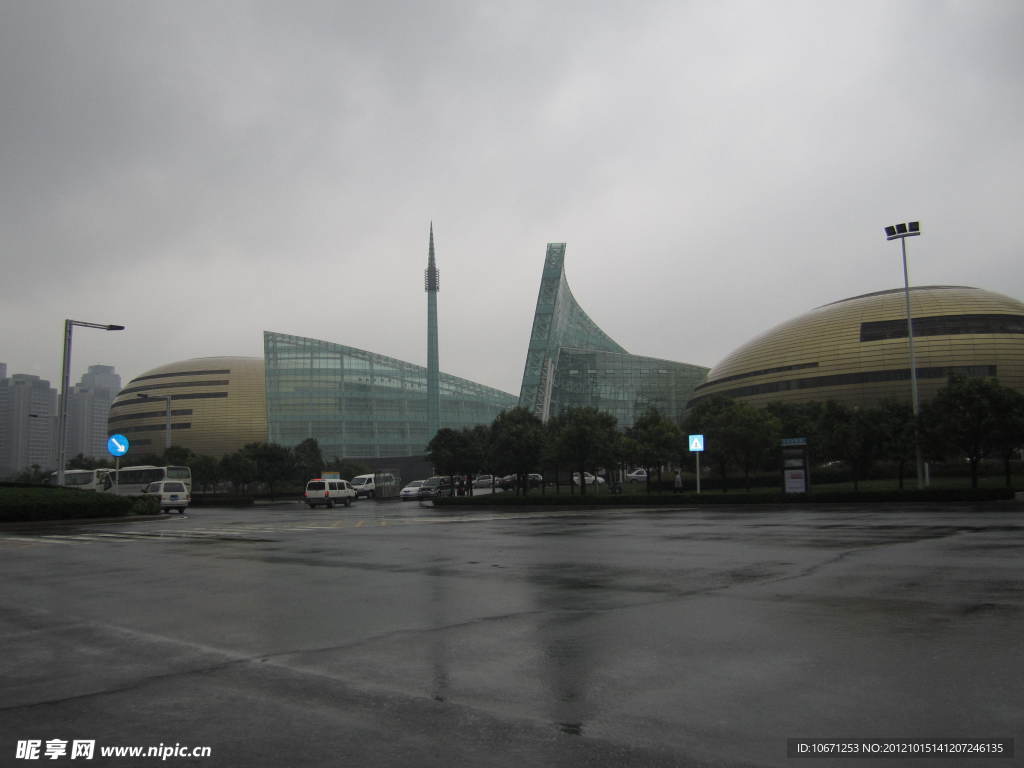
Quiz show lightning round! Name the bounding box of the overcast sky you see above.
[2,0,1022,397]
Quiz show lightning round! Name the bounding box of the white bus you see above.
[50,468,115,492]
[110,465,192,495]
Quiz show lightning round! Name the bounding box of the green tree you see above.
[921,375,1006,488]
[726,402,782,491]
[293,438,324,483]
[491,407,546,495]
[818,402,883,491]
[466,424,497,489]
[990,386,1024,487]
[190,454,222,493]
[242,442,295,498]
[427,428,471,493]
[763,401,826,466]
[683,396,736,492]
[627,408,680,492]
[549,407,618,496]
[877,400,916,489]
[163,445,195,466]
[220,450,256,493]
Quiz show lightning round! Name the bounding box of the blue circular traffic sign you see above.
[107,434,130,457]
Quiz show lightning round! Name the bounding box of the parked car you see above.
[304,478,356,508]
[572,472,605,486]
[417,476,454,499]
[472,474,498,489]
[399,480,425,500]
[142,480,191,514]
[626,469,648,483]
[498,473,544,490]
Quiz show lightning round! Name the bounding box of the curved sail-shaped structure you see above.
[519,243,707,426]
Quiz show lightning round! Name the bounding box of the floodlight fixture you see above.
[885,221,921,240]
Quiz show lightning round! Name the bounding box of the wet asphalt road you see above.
[1,500,1022,767]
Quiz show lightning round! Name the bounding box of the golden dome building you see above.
[107,356,267,458]
[690,286,1024,409]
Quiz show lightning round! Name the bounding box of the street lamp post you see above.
[136,393,173,451]
[57,320,125,486]
[884,221,923,489]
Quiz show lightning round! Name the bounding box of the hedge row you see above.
[434,487,1017,507]
[0,486,159,523]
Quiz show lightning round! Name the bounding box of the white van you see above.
[350,473,396,499]
[142,480,191,514]
[304,479,356,508]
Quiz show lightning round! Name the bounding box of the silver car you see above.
[399,480,425,500]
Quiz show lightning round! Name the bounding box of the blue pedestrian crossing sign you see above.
[107,434,129,457]
[688,434,705,452]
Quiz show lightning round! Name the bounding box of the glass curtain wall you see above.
[552,349,709,429]
[265,332,517,458]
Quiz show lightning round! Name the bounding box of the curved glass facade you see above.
[693,286,1024,408]
[265,331,517,458]
[519,243,708,427]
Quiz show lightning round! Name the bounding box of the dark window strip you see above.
[110,392,229,409]
[689,365,997,405]
[115,423,192,434]
[129,369,231,383]
[695,361,819,390]
[119,380,230,395]
[861,314,1024,342]
[108,409,193,423]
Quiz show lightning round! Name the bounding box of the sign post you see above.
[688,434,704,494]
[780,437,808,494]
[107,434,129,491]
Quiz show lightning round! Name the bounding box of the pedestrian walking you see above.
[674,470,683,493]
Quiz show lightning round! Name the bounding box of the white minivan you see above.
[304,479,356,509]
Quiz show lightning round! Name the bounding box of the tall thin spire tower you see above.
[425,223,440,444]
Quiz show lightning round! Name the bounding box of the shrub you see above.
[0,485,159,522]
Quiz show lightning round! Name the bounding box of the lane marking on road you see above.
[1,507,640,546]
[0,535,74,547]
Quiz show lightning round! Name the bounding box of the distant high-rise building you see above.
[66,365,122,460]
[425,223,441,444]
[0,366,58,478]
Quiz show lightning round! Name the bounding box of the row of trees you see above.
[427,375,1024,494]
[685,375,1024,490]
[189,440,371,495]
[427,405,688,496]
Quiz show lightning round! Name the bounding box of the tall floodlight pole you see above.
[137,393,173,450]
[57,320,125,486]
[884,221,923,489]
[425,223,441,447]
